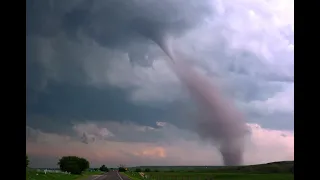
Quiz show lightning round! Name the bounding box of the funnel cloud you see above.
[136,23,247,164]
[164,45,247,165]
[103,0,248,165]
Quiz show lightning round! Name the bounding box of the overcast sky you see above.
[26,0,294,168]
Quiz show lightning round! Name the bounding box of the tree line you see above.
[26,155,293,174]
[26,154,112,175]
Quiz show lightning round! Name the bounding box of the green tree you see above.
[118,164,127,172]
[99,165,109,172]
[26,155,29,167]
[135,168,142,172]
[144,168,151,172]
[57,156,90,175]
[78,157,90,172]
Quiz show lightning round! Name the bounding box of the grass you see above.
[26,168,104,180]
[121,161,294,180]
[145,172,293,180]
[137,161,294,173]
[121,172,143,180]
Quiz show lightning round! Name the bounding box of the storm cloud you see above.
[26,0,294,167]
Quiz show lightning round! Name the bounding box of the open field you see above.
[26,168,103,180]
[122,161,294,180]
[123,172,293,180]
[136,161,294,173]
[146,172,293,180]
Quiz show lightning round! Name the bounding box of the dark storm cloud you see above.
[26,0,214,129]
[26,0,294,168]
[26,0,214,90]
[26,81,186,132]
[27,0,213,48]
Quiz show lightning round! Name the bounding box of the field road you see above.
[86,171,131,180]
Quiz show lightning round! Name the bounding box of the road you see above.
[86,171,131,180]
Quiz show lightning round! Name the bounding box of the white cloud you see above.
[73,123,114,144]
[156,121,167,127]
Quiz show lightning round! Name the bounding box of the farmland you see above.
[136,161,294,173]
[124,172,293,180]
[123,161,294,180]
[146,172,292,180]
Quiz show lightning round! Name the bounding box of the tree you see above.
[78,157,90,173]
[99,165,109,172]
[135,168,142,172]
[144,168,151,172]
[118,164,127,172]
[26,155,29,167]
[57,156,89,175]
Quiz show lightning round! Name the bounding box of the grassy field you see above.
[123,172,293,180]
[145,172,293,180]
[137,161,294,173]
[26,168,104,180]
[122,161,294,180]
[122,172,142,180]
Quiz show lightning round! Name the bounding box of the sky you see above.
[26,0,294,168]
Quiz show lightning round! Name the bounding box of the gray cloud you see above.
[27,0,294,167]
[27,0,294,126]
[28,0,213,46]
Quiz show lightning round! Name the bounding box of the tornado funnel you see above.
[134,19,247,166]
[133,19,175,62]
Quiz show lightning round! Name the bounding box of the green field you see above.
[122,172,143,180]
[123,172,293,180]
[122,161,294,180]
[26,168,103,180]
[146,172,293,180]
[136,161,294,173]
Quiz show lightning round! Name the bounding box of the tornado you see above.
[126,7,248,166]
[58,0,248,166]
[142,32,247,166]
